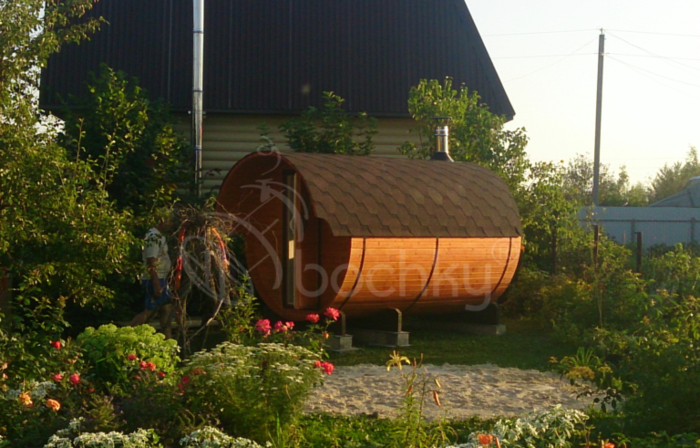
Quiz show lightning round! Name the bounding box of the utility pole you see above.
[193,0,204,198]
[592,29,605,206]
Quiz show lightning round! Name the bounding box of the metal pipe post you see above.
[193,0,204,197]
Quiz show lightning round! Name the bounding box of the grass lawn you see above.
[329,317,575,371]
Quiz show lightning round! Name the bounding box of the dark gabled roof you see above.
[40,0,514,120]
[219,152,522,238]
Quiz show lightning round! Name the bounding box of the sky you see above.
[466,0,700,186]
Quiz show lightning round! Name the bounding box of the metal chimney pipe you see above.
[431,117,453,162]
[193,0,204,197]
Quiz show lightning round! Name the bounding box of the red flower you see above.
[314,360,322,368]
[52,373,63,382]
[192,368,205,376]
[321,362,334,375]
[134,374,141,380]
[477,434,494,446]
[306,313,320,323]
[604,443,615,448]
[51,341,62,350]
[139,361,148,370]
[145,362,156,372]
[157,371,166,378]
[87,387,95,393]
[127,354,137,361]
[324,307,340,321]
[69,373,80,385]
[255,319,271,335]
[285,321,295,330]
[181,375,191,384]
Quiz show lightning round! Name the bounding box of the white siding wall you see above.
[177,114,422,193]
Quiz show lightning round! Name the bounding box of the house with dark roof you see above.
[40,0,514,191]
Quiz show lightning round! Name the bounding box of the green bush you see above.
[77,325,180,393]
[594,294,700,435]
[182,342,323,443]
[44,418,162,448]
[279,91,376,156]
[445,406,590,448]
[179,427,269,448]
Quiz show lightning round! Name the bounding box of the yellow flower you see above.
[18,392,32,406]
[46,399,61,412]
[385,350,411,371]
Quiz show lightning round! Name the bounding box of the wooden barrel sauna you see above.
[216,152,522,321]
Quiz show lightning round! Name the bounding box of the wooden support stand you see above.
[348,308,410,347]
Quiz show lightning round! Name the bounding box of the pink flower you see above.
[324,307,340,321]
[52,373,63,382]
[255,319,271,335]
[321,362,334,375]
[69,373,80,385]
[273,321,295,332]
[51,341,62,350]
[127,354,137,361]
[306,313,320,323]
[314,360,334,375]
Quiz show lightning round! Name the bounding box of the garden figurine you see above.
[129,215,174,338]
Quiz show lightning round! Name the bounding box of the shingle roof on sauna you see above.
[241,153,522,238]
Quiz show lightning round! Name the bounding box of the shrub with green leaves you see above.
[44,418,162,448]
[279,91,376,156]
[594,294,700,435]
[77,325,179,392]
[445,406,589,448]
[182,342,323,443]
[179,427,269,448]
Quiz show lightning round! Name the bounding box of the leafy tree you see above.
[279,91,376,155]
[0,0,138,335]
[649,146,700,203]
[398,77,529,191]
[60,64,192,217]
[518,161,582,272]
[563,154,649,206]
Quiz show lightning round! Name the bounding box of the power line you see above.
[503,37,598,82]
[607,53,700,63]
[493,53,595,60]
[607,32,700,75]
[607,55,700,90]
[607,28,700,38]
[484,28,597,37]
